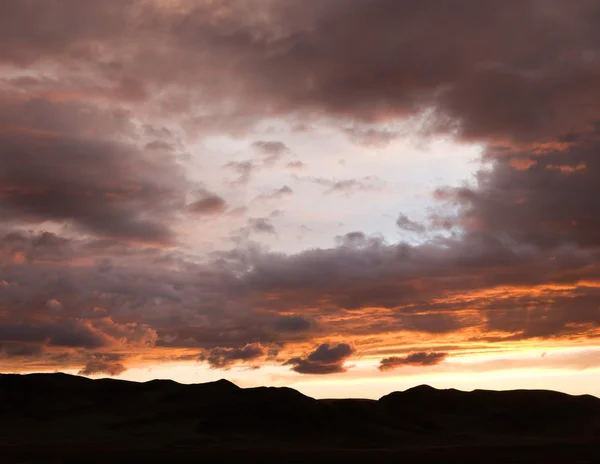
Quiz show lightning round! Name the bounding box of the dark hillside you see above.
[1,373,599,463]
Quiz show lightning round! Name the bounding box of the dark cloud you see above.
[252,141,288,156]
[0,0,134,64]
[343,125,401,147]
[79,354,127,376]
[399,313,468,334]
[226,160,256,185]
[3,0,600,373]
[0,343,44,359]
[0,231,161,372]
[249,218,277,235]
[436,138,600,249]
[128,0,592,142]
[480,290,600,341]
[188,190,227,215]
[378,352,448,371]
[237,227,600,340]
[251,140,289,164]
[226,143,291,186]
[4,225,596,361]
[396,214,426,234]
[1,1,598,142]
[202,342,265,369]
[145,140,174,151]
[0,97,188,244]
[0,134,182,244]
[0,321,107,349]
[1,225,599,371]
[0,230,76,263]
[334,231,385,249]
[275,316,312,332]
[285,343,354,374]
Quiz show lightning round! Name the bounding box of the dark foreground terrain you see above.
[1,373,600,463]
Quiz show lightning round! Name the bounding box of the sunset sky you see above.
[3,0,600,399]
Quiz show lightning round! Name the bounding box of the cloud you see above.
[78,354,127,376]
[285,161,306,170]
[188,190,227,215]
[378,352,448,371]
[226,143,291,186]
[4,0,600,376]
[0,343,44,358]
[255,185,294,201]
[1,1,598,143]
[4,219,599,374]
[300,176,385,194]
[46,299,64,312]
[251,140,289,164]
[252,140,288,155]
[436,137,600,249]
[0,321,108,349]
[1,224,599,374]
[275,316,312,332]
[285,343,355,374]
[249,217,277,235]
[334,231,384,249]
[399,313,468,334]
[343,124,401,147]
[145,140,174,151]
[0,135,182,244]
[0,97,188,245]
[0,230,76,263]
[226,160,256,185]
[396,214,426,234]
[202,342,266,369]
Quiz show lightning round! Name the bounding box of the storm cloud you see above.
[203,343,266,369]
[379,352,448,371]
[2,1,600,380]
[285,343,355,375]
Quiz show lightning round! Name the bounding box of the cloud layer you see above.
[2,1,600,380]
[286,343,355,375]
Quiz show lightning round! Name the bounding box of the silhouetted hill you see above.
[1,373,600,462]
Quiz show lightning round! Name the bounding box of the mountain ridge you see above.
[4,372,597,401]
[1,372,600,458]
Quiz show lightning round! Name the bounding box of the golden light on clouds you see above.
[2,0,600,400]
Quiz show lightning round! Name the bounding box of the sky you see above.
[2,0,600,399]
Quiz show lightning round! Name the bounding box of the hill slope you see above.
[1,373,600,461]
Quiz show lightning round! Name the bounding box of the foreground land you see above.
[1,373,599,463]
[3,444,600,464]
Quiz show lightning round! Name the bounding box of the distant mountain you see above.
[1,373,600,462]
